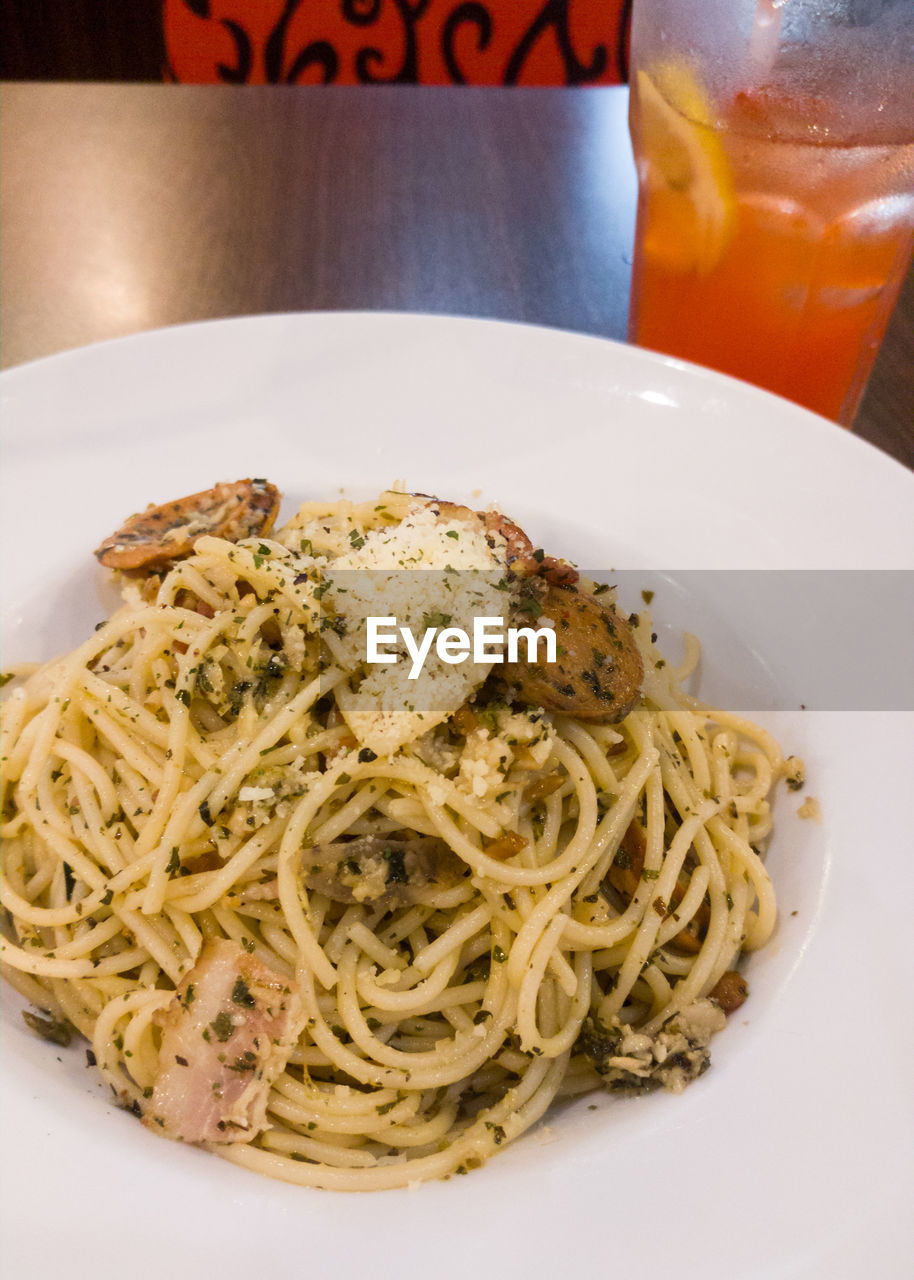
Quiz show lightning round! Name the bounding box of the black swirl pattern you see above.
[442,3,493,85]
[505,0,606,85]
[342,0,386,27]
[264,0,304,82]
[217,20,253,83]
[163,0,630,87]
[355,0,431,85]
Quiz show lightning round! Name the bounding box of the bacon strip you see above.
[145,938,305,1144]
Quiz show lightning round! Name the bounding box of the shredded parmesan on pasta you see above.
[0,492,797,1191]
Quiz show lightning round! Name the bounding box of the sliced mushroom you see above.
[505,582,643,724]
[94,478,281,572]
[301,835,466,908]
[707,970,748,1015]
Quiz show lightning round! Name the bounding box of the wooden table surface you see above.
[1,82,911,468]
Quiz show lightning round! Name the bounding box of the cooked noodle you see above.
[0,492,796,1190]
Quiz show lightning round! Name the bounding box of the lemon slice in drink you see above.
[634,64,735,273]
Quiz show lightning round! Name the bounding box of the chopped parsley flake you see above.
[209,1011,235,1042]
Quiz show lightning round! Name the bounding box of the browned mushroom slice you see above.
[505,582,643,724]
[94,479,281,571]
[707,970,749,1015]
[301,835,466,908]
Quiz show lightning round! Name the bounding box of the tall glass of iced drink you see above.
[627,0,913,425]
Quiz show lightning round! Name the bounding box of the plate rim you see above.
[1,309,911,1279]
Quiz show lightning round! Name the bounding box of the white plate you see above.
[2,313,912,1280]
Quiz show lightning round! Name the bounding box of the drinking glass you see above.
[626,0,914,425]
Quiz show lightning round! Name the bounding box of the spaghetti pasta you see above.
[0,488,799,1190]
